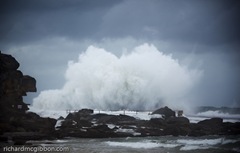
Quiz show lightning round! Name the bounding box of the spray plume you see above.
[32,44,202,111]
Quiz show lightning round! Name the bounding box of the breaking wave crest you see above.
[32,43,202,110]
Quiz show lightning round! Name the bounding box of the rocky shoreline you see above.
[0,52,57,145]
[53,107,240,139]
[1,52,240,145]
[1,107,240,145]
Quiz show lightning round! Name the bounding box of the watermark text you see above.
[3,146,70,152]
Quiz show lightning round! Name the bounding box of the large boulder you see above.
[161,117,190,136]
[107,114,136,124]
[0,53,19,71]
[0,52,60,141]
[21,75,37,92]
[92,114,116,123]
[152,106,175,119]
[91,114,136,124]
[198,117,223,126]
[0,52,37,114]
[78,109,94,115]
[65,109,94,121]
[189,118,224,136]
[148,118,165,128]
[166,117,190,125]
[222,122,240,135]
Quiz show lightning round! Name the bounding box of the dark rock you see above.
[86,128,116,138]
[164,124,179,136]
[166,117,190,125]
[189,118,224,136]
[20,117,57,133]
[49,105,240,138]
[60,119,76,129]
[65,109,94,121]
[107,114,136,124]
[26,112,41,120]
[222,122,240,135]
[0,136,8,142]
[149,118,165,128]
[136,128,164,136]
[2,132,52,142]
[164,124,190,136]
[13,139,27,145]
[91,124,112,132]
[189,123,206,136]
[0,52,37,121]
[198,117,223,126]
[78,109,94,115]
[77,120,92,128]
[0,53,19,70]
[91,113,136,125]
[152,106,175,119]
[21,75,37,92]
[59,124,118,138]
[60,118,92,129]
[92,113,115,123]
[58,116,64,120]
[59,121,74,131]
[65,113,74,120]
[159,117,191,136]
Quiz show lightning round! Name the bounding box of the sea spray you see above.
[32,43,202,110]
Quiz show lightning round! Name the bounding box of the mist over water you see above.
[32,44,202,111]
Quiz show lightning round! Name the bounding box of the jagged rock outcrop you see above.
[189,118,223,136]
[56,107,240,138]
[152,106,176,119]
[0,52,56,143]
[0,52,36,114]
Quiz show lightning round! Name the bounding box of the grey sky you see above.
[1,0,240,107]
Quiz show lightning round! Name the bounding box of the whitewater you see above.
[29,136,240,153]
[32,43,202,111]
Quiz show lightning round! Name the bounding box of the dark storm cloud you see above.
[99,0,240,46]
[1,0,239,48]
[0,0,123,45]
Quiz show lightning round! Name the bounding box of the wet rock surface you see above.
[55,107,240,138]
[0,52,56,144]
[152,106,175,119]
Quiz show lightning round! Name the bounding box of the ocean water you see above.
[29,135,240,153]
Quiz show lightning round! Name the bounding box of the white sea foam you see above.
[157,143,180,148]
[186,110,240,123]
[105,141,179,149]
[54,140,69,143]
[180,145,211,151]
[177,138,223,146]
[177,138,221,151]
[55,120,64,129]
[115,128,141,136]
[196,110,240,119]
[32,43,202,111]
[105,141,159,149]
[106,124,116,129]
[222,139,240,145]
[178,138,240,151]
